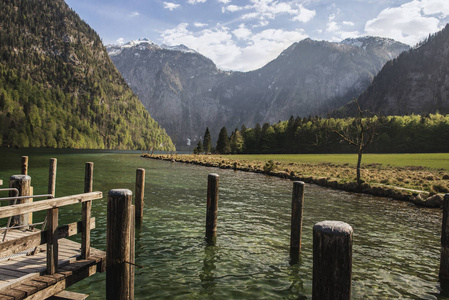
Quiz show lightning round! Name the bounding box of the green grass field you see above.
[230,153,449,171]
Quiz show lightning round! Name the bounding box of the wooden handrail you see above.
[0,192,102,219]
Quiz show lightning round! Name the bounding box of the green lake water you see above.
[0,148,446,299]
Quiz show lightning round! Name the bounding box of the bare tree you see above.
[333,99,378,185]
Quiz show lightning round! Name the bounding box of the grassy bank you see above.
[144,153,449,207]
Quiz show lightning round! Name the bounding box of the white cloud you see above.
[326,13,359,41]
[194,22,208,27]
[342,21,354,26]
[187,0,207,4]
[161,22,307,71]
[217,0,231,3]
[225,5,245,12]
[292,4,316,23]
[365,0,449,45]
[129,11,140,17]
[116,37,125,45]
[163,2,180,11]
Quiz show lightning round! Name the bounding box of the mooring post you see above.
[21,156,28,175]
[129,205,135,299]
[440,194,449,282]
[135,168,145,224]
[82,162,94,259]
[48,158,57,198]
[107,189,134,300]
[9,175,31,226]
[46,207,59,274]
[312,221,353,300]
[290,181,305,264]
[205,173,219,245]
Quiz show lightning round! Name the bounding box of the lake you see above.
[0,148,445,299]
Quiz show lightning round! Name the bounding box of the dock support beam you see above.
[313,221,353,300]
[82,162,93,259]
[107,189,134,300]
[290,181,304,264]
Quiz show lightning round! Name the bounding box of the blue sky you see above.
[65,0,449,71]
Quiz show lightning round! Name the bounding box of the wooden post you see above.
[313,221,353,300]
[440,194,449,281]
[129,205,135,299]
[46,207,59,274]
[9,175,31,226]
[82,162,93,259]
[290,181,305,264]
[48,158,57,198]
[107,189,133,300]
[205,173,219,245]
[135,168,145,224]
[21,156,28,175]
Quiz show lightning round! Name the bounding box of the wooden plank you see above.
[0,292,14,299]
[0,218,95,257]
[0,192,102,219]
[50,290,89,300]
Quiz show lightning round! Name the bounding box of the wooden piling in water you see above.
[313,221,353,300]
[9,175,31,226]
[107,189,134,300]
[135,168,145,224]
[21,156,28,175]
[205,173,219,244]
[290,181,304,264]
[48,158,57,199]
[440,194,449,282]
[82,162,94,259]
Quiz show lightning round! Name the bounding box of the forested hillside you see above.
[0,0,175,150]
[204,114,449,155]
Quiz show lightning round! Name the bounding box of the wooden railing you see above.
[0,191,103,274]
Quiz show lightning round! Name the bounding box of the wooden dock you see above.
[0,231,105,299]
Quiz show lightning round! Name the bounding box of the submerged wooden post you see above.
[107,189,133,300]
[440,194,449,281]
[205,173,219,244]
[290,181,305,264]
[21,156,28,175]
[82,162,94,259]
[313,221,353,300]
[9,175,31,226]
[135,168,145,224]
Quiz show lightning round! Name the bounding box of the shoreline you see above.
[142,153,448,208]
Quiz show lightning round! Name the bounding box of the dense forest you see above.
[0,0,175,150]
[196,113,449,154]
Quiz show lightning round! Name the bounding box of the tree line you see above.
[195,113,449,154]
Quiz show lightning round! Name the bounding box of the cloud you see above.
[116,38,125,45]
[187,0,207,4]
[326,13,359,41]
[217,0,231,3]
[129,11,140,17]
[365,0,449,45]
[194,22,208,27]
[292,4,316,23]
[163,2,180,11]
[225,5,245,12]
[160,22,307,71]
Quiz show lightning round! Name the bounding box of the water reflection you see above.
[199,245,218,296]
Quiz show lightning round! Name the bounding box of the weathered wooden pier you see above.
[0,157,138,300]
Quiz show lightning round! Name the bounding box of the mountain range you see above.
[108,37,409,147]
[0,0,174,150]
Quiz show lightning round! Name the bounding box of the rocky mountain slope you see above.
[0,0,174,150]
[356,25,449,115]
[108,37,409,147]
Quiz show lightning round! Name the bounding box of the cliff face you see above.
[109,37,409,147]
[0,0,175,150]
[356,25,449,115]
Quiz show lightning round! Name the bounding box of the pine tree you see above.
[230,128,244,154]
[203,127,211,154]
[216,126,231,154]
